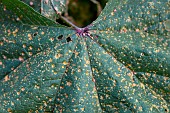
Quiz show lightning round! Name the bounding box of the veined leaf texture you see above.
[0,0,170,112]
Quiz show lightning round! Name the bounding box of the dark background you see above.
[67,0,107,27]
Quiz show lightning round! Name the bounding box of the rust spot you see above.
[0,61,2,65]
[19,56,24,62]
[4,75,10,82]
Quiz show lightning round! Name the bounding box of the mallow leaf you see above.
[20,0,67,20]
[0,0,170,113]
[41,0,67,20]
[20,0,41,13]
[0,0,73,79]
[0,0,76,112]
[88,0,170,112]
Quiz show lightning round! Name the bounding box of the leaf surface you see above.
[20,0,41,13]
[0,0,170,112]
[20,0,67,21]
[88,0,170,112]
[0,0,77,112]
[41,0,67,20]
[0,0,73,78]
[54,37,102,112]
[85,36,169,112]
[90,0,170,76]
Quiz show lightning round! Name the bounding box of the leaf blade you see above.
[86,37,169,112]
[0,37,77,112]
[54,37,102,112]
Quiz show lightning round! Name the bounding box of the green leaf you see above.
[41,0,67,20]
[1,0,61,26]
[0,0,74,79]
[0,40,76,112]
[20,0,67,21]
[135,72,170,104]
[20,0,41,13]
[0,0,170,112]
[88,0,170,112]
[85,36,169,112]
[0,0,76,112]
[90,0,170,76]
[54,38,102,112]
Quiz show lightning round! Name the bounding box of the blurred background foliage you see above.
[66,0,107,27]
[21,0,107,27]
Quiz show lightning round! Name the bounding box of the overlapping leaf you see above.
[20,0,41,12]
[41,0,67,20]
[21,0,67,20]
[0,0,170,112]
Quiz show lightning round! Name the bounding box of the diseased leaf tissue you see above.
[0,0,170,112]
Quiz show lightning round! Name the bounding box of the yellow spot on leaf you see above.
[48,58,53,63]
[17,91,20,95]
[132,83,137,87]
[49,98,52,102]
[74,51,79,56]
[11,102,14,106]
[28,34,31,37]
[29,46,33,50]
[41,31,45,35]
[4,75,10,82]
[43,101,47,106]
[81,108,85,111]
[50,37,54,42]
[67,81,72,86]
[111,12,114,16]
[78,69,81,72]
[19,56,24,62]
[34,85,40,89]
[85,71,89,76]
[103,16,106,20]
[0,41,3,46]
[77,86,81,91]
[55,53,62,59]
[28,34,33,40]
[136,28,140,32]
[23,44,26,48]
[51,64,55,68]
[63,61,68,65]
[7,108,12,112]
[21,87,25,91]
[139,106,143,112]
[54,71,57,75]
